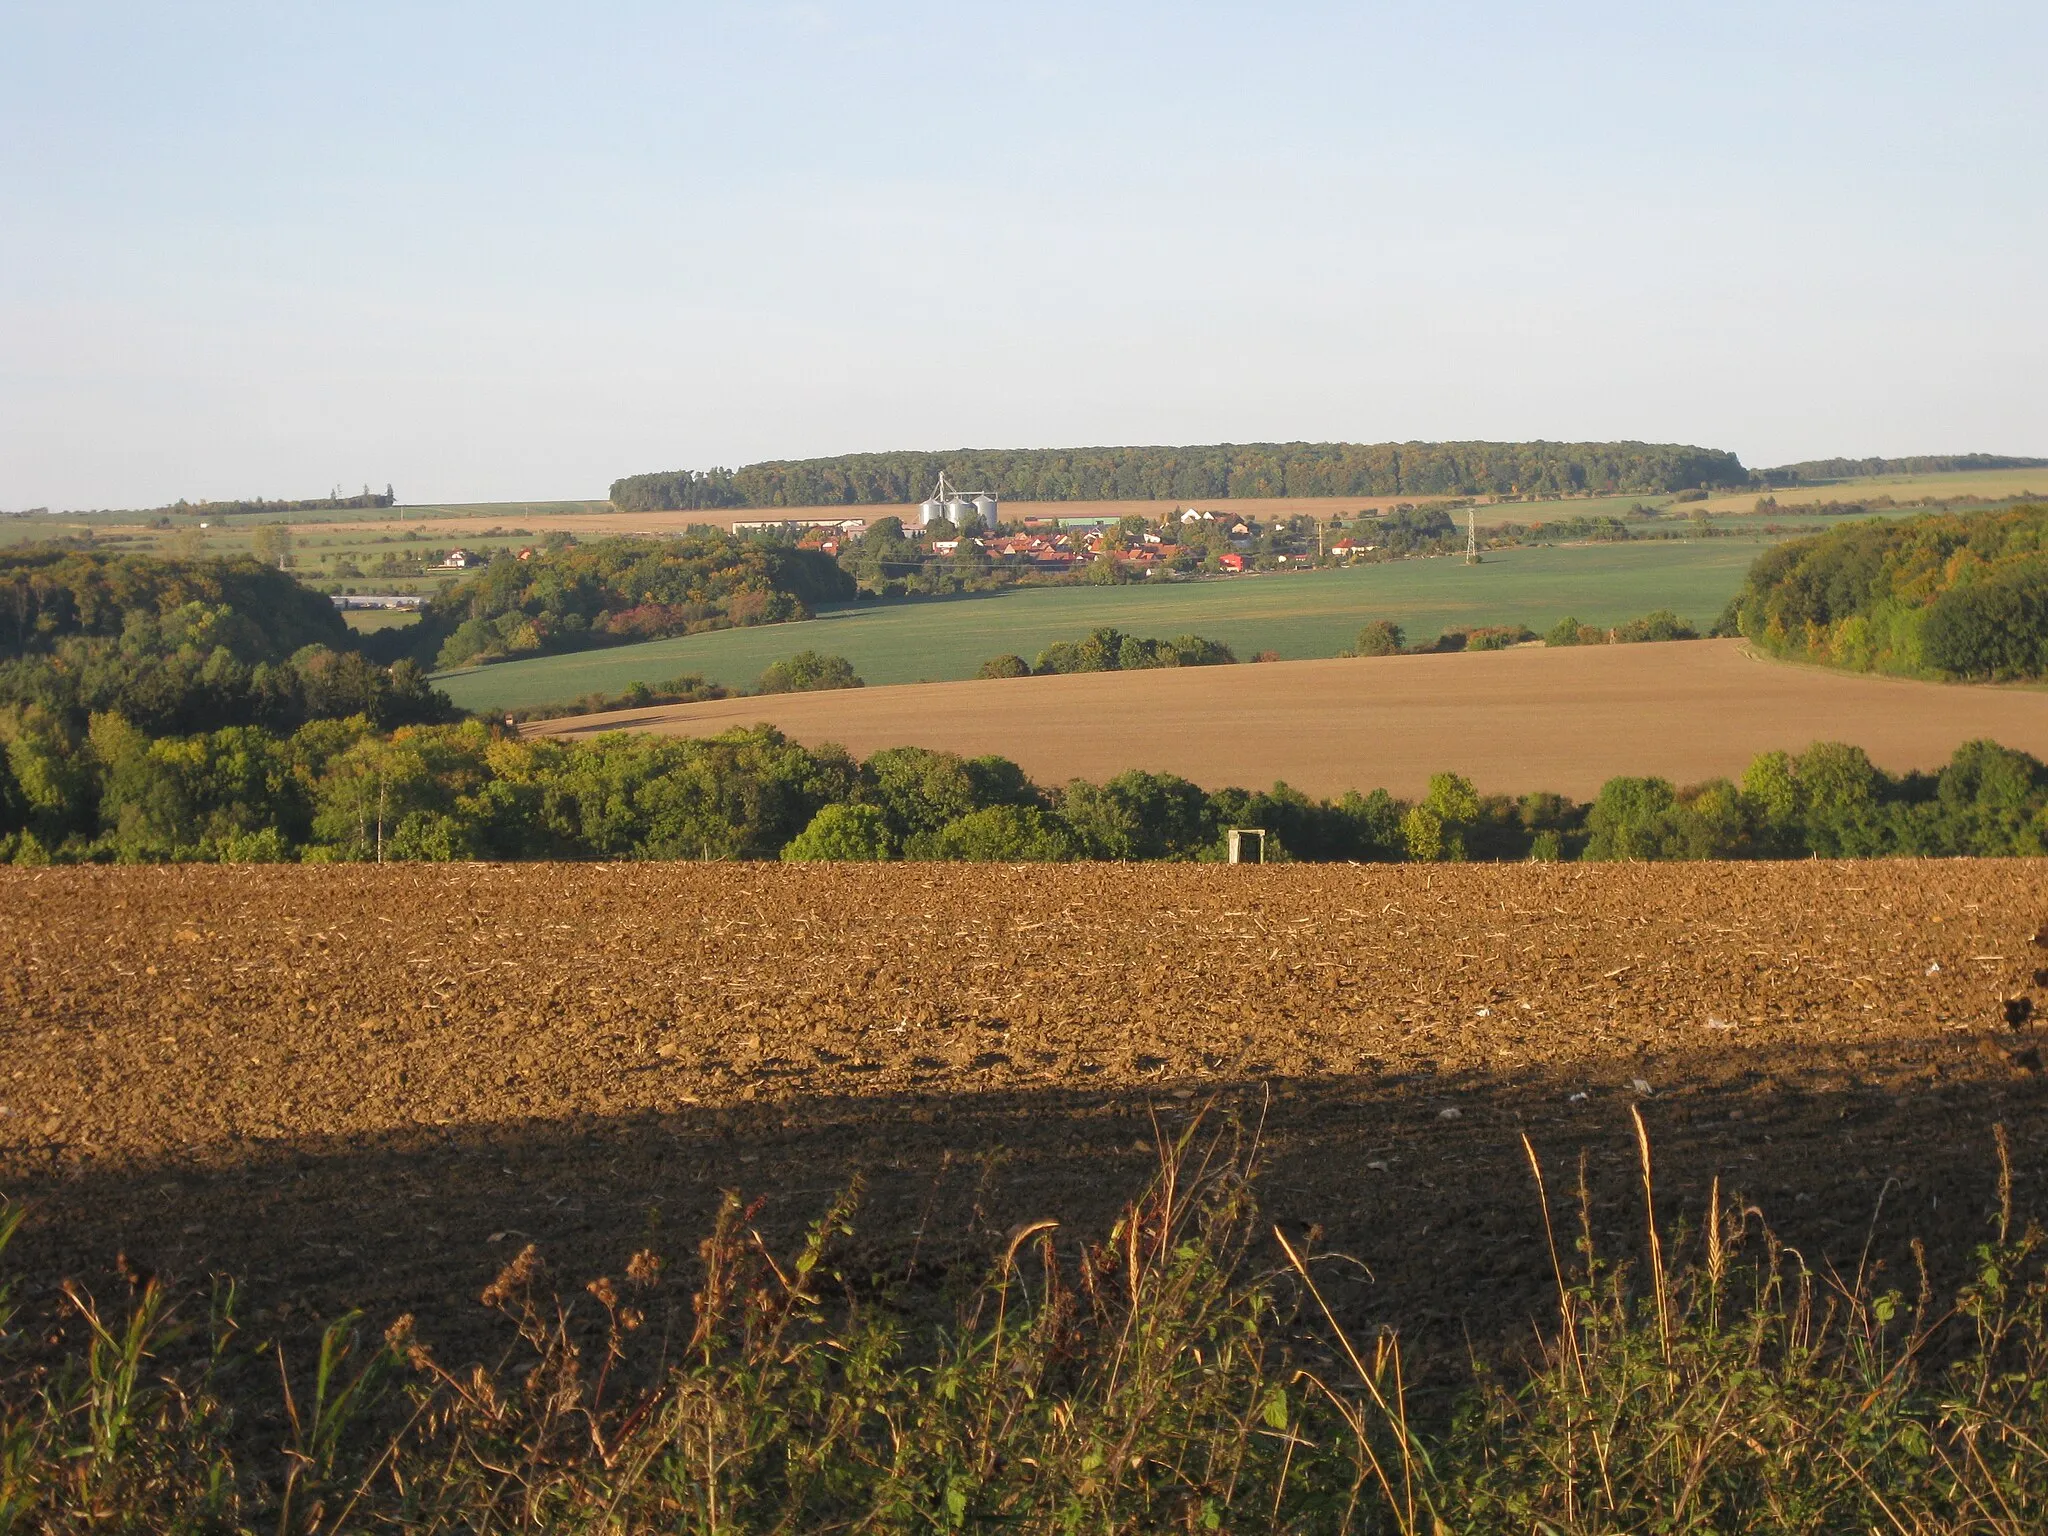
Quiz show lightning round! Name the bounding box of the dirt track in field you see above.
[523,639,2048,799]
[4,862,2048,1366]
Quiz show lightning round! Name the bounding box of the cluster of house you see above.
[408,506,1390,578]
[429,546,538,571]
[927,531,1082,568]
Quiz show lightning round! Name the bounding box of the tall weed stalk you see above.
[1,1112,2045,1533]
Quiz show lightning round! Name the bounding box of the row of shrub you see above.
[978,611,1705,678]
[6,703,2046,865]
[977,629,1238,679]
[1348,609,1701,658]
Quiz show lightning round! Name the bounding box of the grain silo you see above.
[917,471,997,533]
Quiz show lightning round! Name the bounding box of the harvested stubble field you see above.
[525,638,2048,799]
[4,861,2047,1373]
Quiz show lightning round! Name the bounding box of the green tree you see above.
[757,651,863,694]
[1545,616,1593,647]
[1612,610,1697,643]
[1401,804,1446,861]
[250,523,294,568]
[1400,771,1480,860]
[977,654,1031,679]
[782,803,893,861]
[1057,771,1213,859]
[919,805,1082,861]
[1927,740,2048,855]
[1355,620,1404,656]
[864,746,984,845]
[1584,774,1753,860]
[1582,776,1680,860]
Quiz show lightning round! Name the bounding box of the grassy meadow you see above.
[435,539,1760,709]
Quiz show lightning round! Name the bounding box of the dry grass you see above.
[5,1116,2046,1532]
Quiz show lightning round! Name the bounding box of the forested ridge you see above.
[1,548,349,658]
[611,441,1748,510]
[1730,503,2048,681]
[0,549,451,740]
[62,489,397,519]
[1761,453,2048,483]
[412,536,854,671]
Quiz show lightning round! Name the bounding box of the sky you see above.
[2,1,2043,509]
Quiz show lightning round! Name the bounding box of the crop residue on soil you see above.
[3,862,2047,1358]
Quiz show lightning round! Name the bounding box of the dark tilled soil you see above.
[4,862,2046,1367]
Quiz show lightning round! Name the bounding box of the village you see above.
[324,500,1469,609]
[770,502,1437,577]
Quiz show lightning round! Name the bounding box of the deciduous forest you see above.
[1730,503,2048,680]
[611,441,1749,511]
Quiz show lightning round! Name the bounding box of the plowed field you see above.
[4,863,2047,1367]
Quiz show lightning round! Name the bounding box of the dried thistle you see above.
[625,1249,664,1289]
[482,1243,541,1308]
[385,1312,434,1372]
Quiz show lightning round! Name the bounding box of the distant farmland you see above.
[437,541,1759,709]
[523,638,2048,800]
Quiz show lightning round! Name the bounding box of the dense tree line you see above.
[611,441,1749,510]
[7,712,2045,867]
[1759,454,2048,484]
[2,548,350,657]
[402,536,855,670]
[71,489,398,519]
[0,549,450,738]
[1728,504,2048,680]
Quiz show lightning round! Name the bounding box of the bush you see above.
[781,802,893,861]
[976,653,1031,679]
[1583,774,1752,860]
[1058,770,1214,860]
[1464,625,1536,651]
[756,651,863,694]
[1355,619,1404,656]
[913,804,1082,861]
[1545,615,1596,646]
[1033,629,1235,675]
[1612,608,1698,643]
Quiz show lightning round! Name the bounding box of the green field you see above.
[434,540,1762,710]
[340,607,424,634]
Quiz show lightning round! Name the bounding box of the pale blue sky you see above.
[2,1,2042,508]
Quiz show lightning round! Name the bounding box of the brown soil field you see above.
[4,862,2046,1371]
[291,496,1444,543]
[525,639,2048,799]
